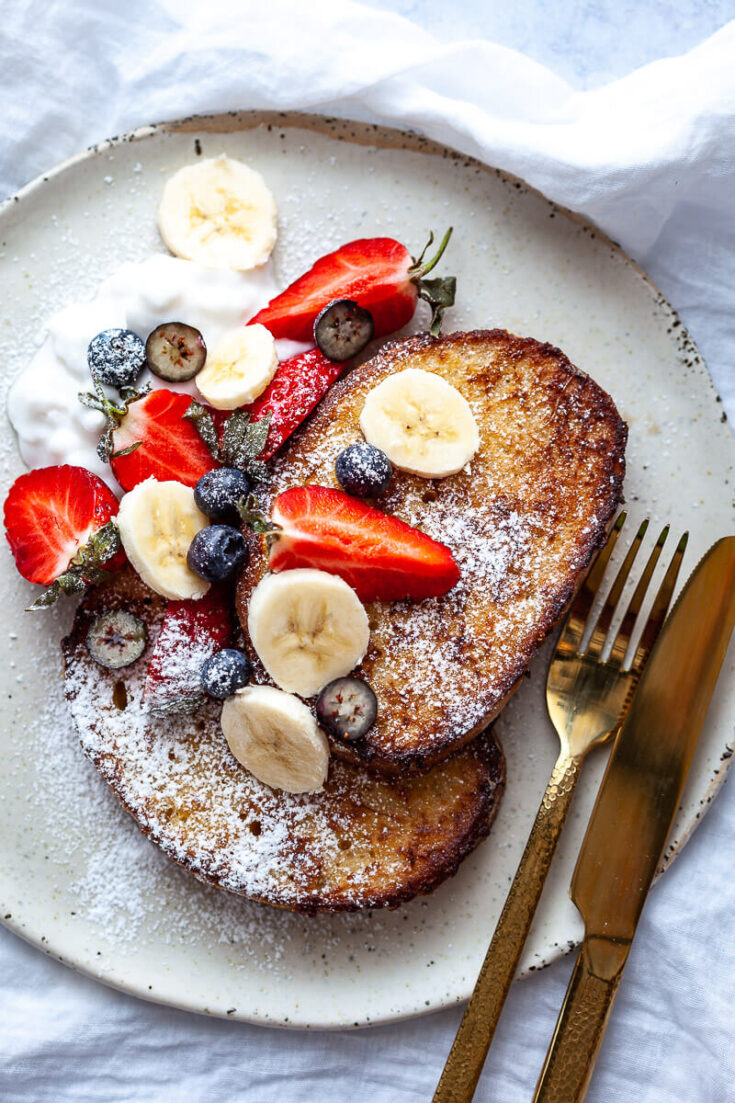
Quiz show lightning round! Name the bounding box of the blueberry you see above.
[316,677,377,741]
[335,442,393,497]
[146,322,206,382]
[86,610,147,669]
[201,649,251,699]
[313,299,374,361]
[194,468,251,523]
[186,525,248,582]
[87,328,146,389]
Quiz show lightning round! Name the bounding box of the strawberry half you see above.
[109,388,217,491]
[4,464,123,593]
[246,348,346,460]
[267,485,459,603]
[143,585,233,715]
[249,230,456,343]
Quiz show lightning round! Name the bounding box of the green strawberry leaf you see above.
[26,520,122,611]
[186,400,273,480]
[184,401,223,462]
[79,382,151,461]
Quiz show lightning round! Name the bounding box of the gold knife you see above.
[532,536,735,1103]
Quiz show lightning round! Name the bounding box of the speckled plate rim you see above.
[0,110,733,1031]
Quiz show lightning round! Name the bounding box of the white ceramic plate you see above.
[0,113,733,1029]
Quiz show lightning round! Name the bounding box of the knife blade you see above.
[533,535,735,1103]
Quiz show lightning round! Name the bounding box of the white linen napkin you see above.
[3,1,734,415]
[1,3,734,1102]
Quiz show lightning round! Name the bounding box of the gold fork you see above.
[432,514,688,1103]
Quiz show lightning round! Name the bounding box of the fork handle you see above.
[432,754,581,1103]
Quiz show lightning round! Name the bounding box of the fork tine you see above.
[556,513,626,655]
[585,518,649,659]
[626,531,689,673]
[607,524,669,667]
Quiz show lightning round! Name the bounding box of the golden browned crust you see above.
[62,569,505,913]
[238,329,627,774]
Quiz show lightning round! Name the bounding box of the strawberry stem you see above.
[409,226,453,280]
[236,495,281,550]
[408,228,456,336]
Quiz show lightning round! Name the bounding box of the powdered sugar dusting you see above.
[244,331,625,765]
[143,593,231,715]
[61,575,500,920]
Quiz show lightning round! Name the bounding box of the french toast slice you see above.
[62,569,505,914]
[237,329,627,774]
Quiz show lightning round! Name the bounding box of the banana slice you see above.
[359,367,480,478]
[221,685,329,793]
[117,478,210,600]
[195,324,278,409]
[247,569,370,698]
[158,154,277,271]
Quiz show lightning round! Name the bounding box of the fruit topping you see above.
[187,525,247,583]
[188,349,346,470]
[145,322,206,382]
[117,478,210,600]
[313,299,374,361]
[245,348,346,461]
[4,465,124,608]
[201,648,252,700]
[335,442,392,498]
[360,368,479,478]
[87,328,146,389]
[143,586,233,715]
[221,685,330,794]
[315,676,378,742]
[196,324,278,410]
[78,386,218,492]
[249,229,456,341]
[194,468,251,523]
[247,568,370,698]
[158,155,277,271]
[266,485,459,603]
[86,610,147,670]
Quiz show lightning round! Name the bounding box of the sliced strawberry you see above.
[190,350,347,473]
[249,230,455,343]
[246,348,346,460]
[110,388,217,492]
[144,585,233,715]
[268,485,459,603]
[4,465,122,586]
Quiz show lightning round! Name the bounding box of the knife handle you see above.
[432,754,581,1103]
[532,937,629,1103]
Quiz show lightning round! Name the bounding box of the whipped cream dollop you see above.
[7,254,308,488]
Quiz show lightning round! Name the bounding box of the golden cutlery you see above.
[532,535,735,1102]
[432,514,687,1103]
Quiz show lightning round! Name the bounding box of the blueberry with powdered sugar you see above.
[201,649,251,699]
[335,442,392,497]
[194,468,251,524]
[187,525,248,582]
[87,328,146,389]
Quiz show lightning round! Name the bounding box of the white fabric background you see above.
[1,1,734,1100]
